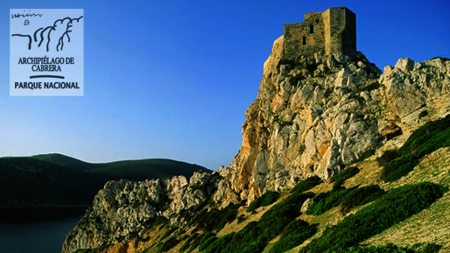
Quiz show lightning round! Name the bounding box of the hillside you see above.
[63,116,450,253]
[32,153,211,180]
[31,153,101,172]
[62,7,450,253]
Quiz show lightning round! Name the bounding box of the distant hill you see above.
[31,153,211,180]
[31,153,100,172]
[0,157,100,209]
[86,158,211,181]
[0,154,211,220]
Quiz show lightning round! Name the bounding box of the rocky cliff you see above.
[63,33,450,252]
[215,35,450,205]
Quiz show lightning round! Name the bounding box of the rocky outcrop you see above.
[213,41,449,204]
[63,32,450,252]
[63,171,218,253]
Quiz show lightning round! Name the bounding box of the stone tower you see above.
[282,7,356,60]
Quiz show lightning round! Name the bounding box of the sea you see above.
[0,217,81,253]
[0,208,85,253]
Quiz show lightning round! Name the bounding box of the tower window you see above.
[310,25,314,34]
[302,37,306,45]
[316,19,319,23]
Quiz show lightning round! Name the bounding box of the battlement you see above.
[282,7,356,60]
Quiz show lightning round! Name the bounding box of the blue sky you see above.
[0,0,449,170]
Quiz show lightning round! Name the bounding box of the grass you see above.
[302,182,447,252]
[364,147,450,250]
[378,114,450,182]
[198,191,315,253]
[325,242,442,253]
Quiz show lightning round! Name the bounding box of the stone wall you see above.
[283,7,356,60]
[283,12,325,60]
[323,7,356,57]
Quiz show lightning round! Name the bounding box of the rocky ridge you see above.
[63,34,450,252]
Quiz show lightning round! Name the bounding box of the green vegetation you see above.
[419,110,429,119]
[268,220,318,253]
[340,185,385,214]
[331,166,360,189]
[325,242,442,253]
[199,191,316,253]
[259,192,315,238]
[306,187,355,215]
[246,190,280,212]
[303,182,447,252]
[422,243,443,253]
[161,226,177,239]
[158,237,179,253]
[198,232,218,251]
[153,216,169,227]
[331,166,360,183]
[187,232,209,252]
[203,222,266,253]
[179,232,198,252]
[190,203,242,232]
[290,175,322,194]
[379,114,450,182]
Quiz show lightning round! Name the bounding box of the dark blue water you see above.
[0,217,80,253]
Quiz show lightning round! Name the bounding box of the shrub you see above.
[202,232,235,253]
[153,216,169,227]
[306,187,356,215]
[331,167,360,183]
[268,220,318,253]
[329,242,442,253]
[188,232,208,252]
[202,221,267,253]
[332,179,345,190]
[161,226,177,239]
[380,114,450,182]
[332,243,415,253]
[158,237,179,253]
[179,233,198,252]
[304,182,447,252]
[198,233,217,252]
[237,214,246,224]
[259,192,314,237]
[418,110,428,119]
[384,159,420,182]
[199,192,315,253]
[246,191,280,213]
[377,149,399,167]
[422,243,442,253]
[290,176,323,194]
[194,203,242,232]
[340,185,385,214]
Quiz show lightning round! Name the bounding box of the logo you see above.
[10,9,84,96]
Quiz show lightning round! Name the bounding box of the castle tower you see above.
[282,7,356,60]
